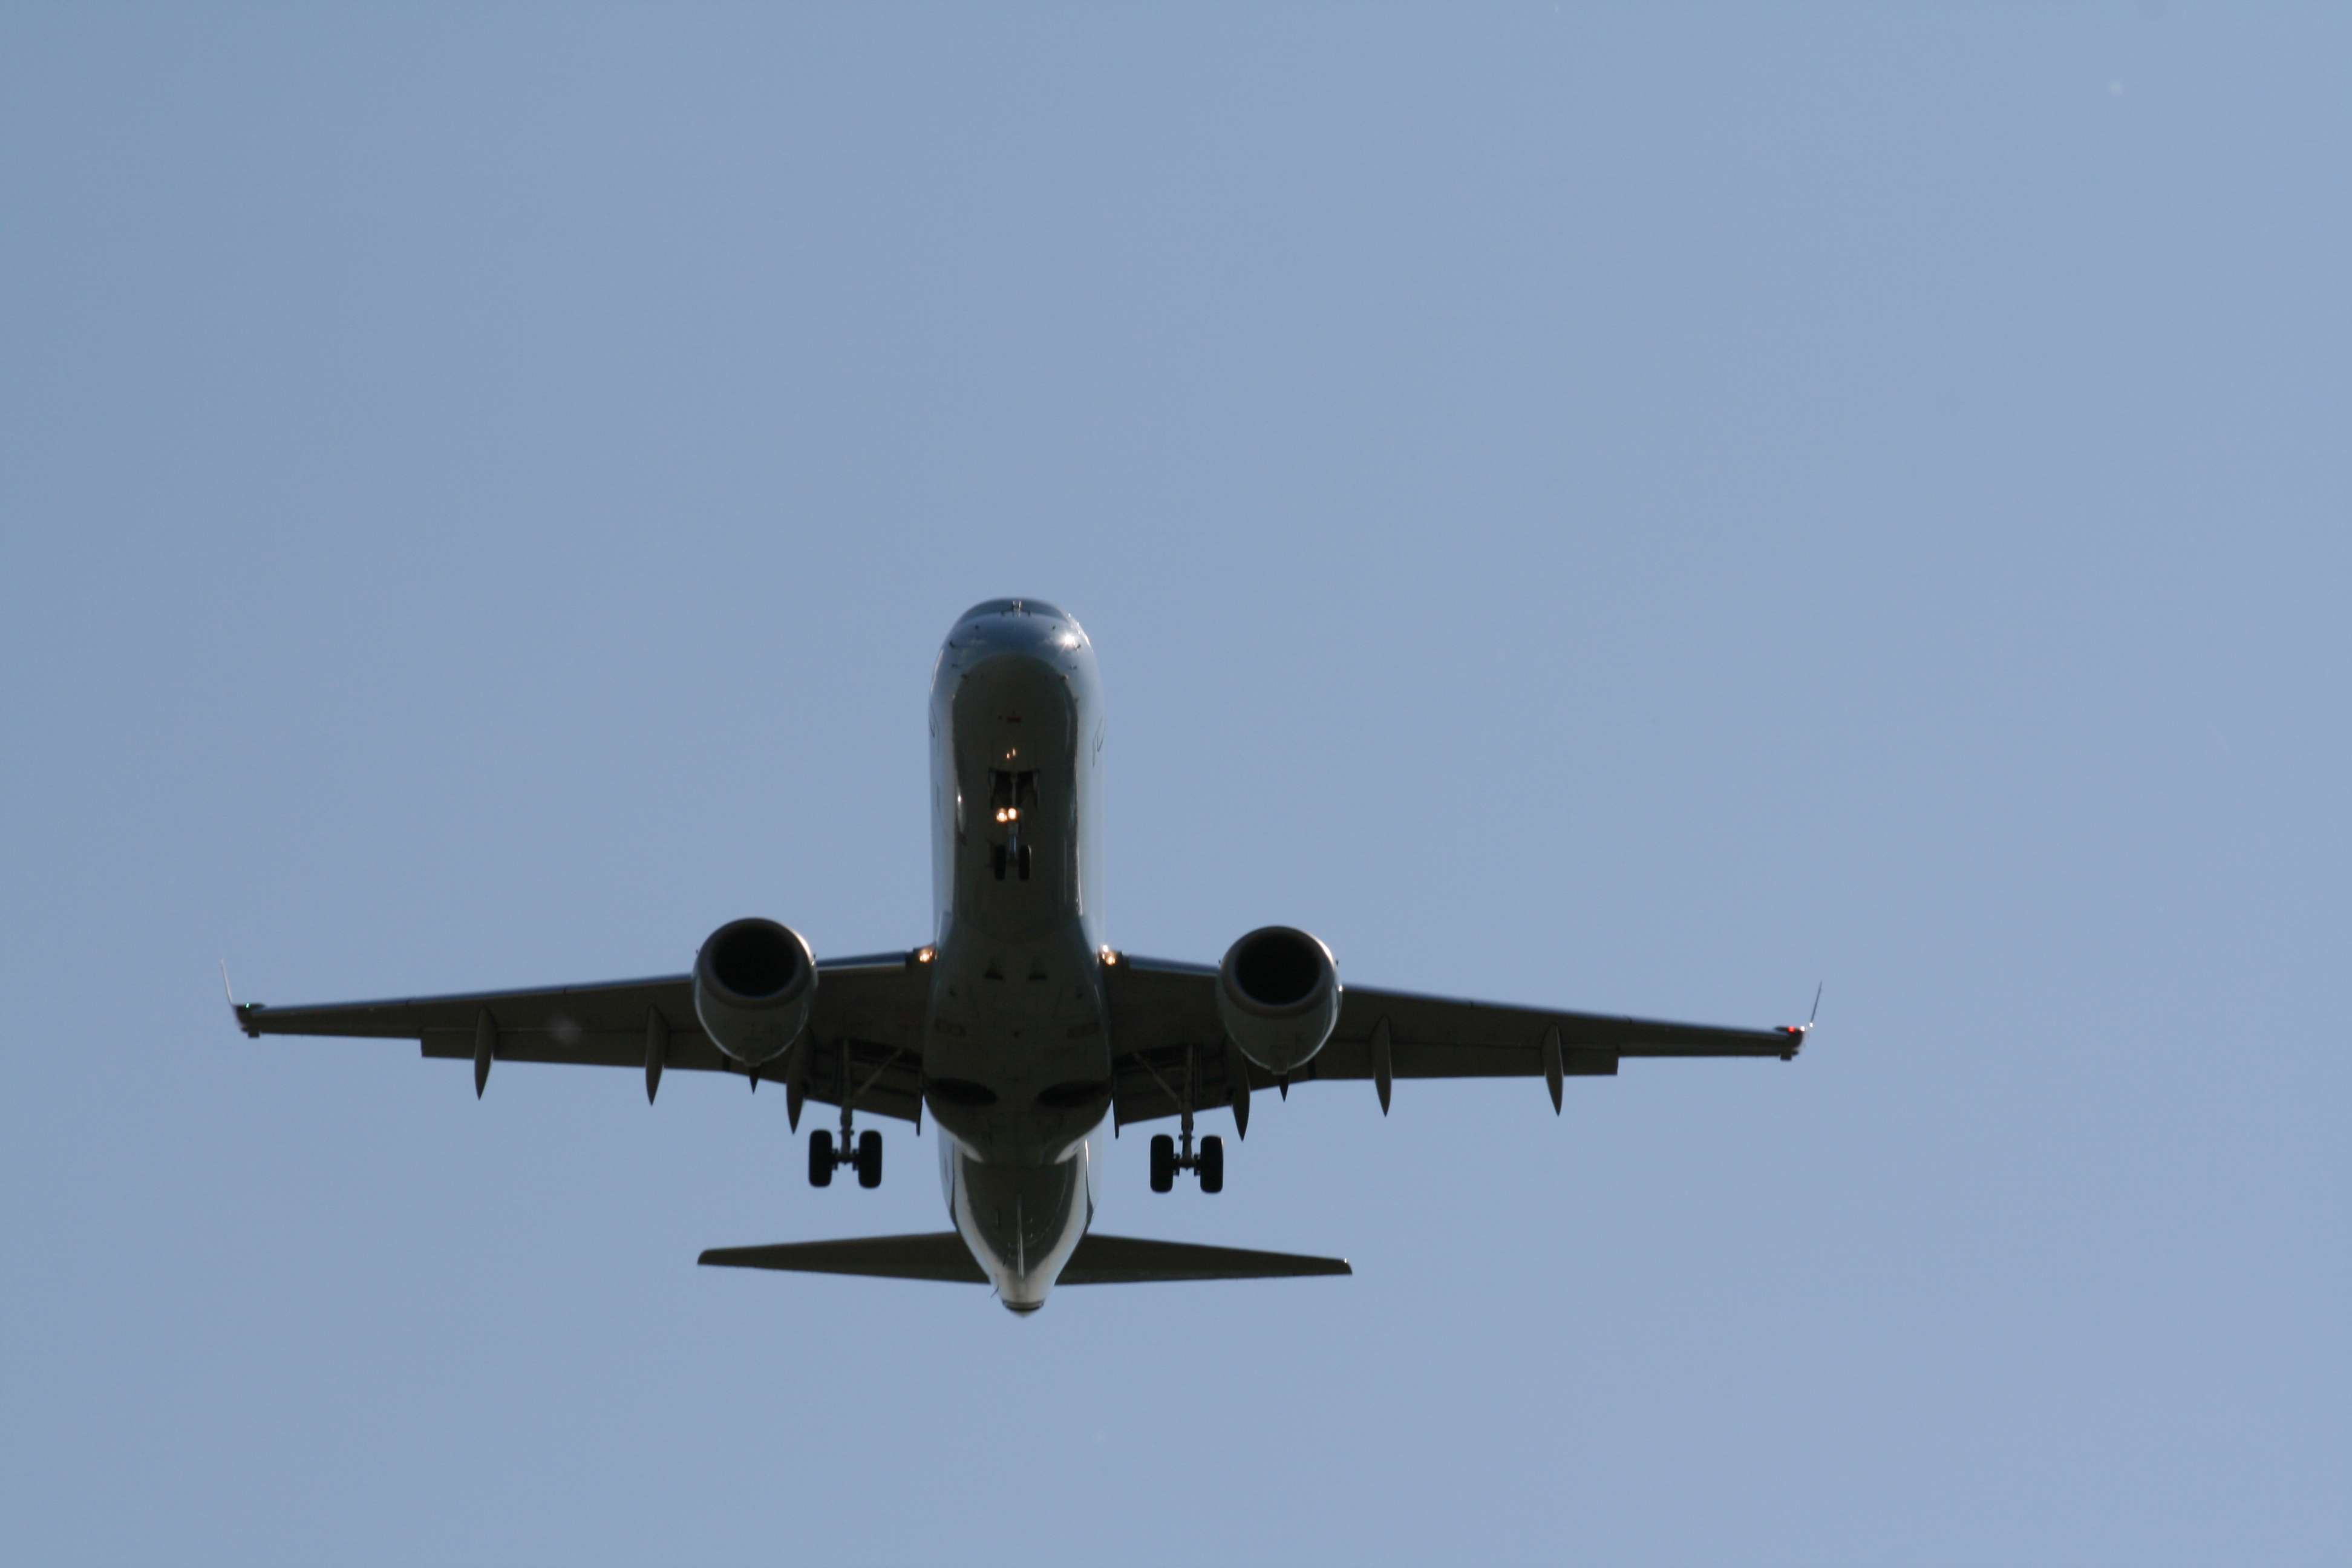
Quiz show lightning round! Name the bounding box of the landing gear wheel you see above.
[808,1129,835,1188]
[1198,1134,1224,1194]
[856,1129,883,1189]
[1149,1133,1176,1193]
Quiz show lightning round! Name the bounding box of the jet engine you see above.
[693,917,815,1065]
[1217,926,1341,1074]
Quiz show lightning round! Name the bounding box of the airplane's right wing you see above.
[232,951,933,1122]
[1105,953,1802,1129]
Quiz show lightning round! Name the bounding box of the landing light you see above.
[916,947,936,964]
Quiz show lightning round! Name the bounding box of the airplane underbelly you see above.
[924,601,1111,1311]
[923,920,1110,1149]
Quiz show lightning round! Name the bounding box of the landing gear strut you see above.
[810,1106,883,1189]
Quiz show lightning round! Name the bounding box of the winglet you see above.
[1774,983,1822,1060]
[222,960,263,1038]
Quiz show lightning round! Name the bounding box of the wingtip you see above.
[1774,984,1824,1058]
[221,960,263,1038]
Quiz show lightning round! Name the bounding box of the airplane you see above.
[231,598,1812,1313]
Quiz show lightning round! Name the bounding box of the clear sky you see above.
[3,6,2345,1565]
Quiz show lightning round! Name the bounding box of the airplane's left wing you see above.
[232,952,932,1122]
[1105,953,1803,1129]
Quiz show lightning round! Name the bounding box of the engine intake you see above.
[693,917,815,1065]
[1218,925,1340,1074]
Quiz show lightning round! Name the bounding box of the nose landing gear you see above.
[988,769,1037,881]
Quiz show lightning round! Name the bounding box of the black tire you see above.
[809,1129,835,1187]
[856,1129,883,1189]
[1199,1134,1224,1194]
[1148,1133,1176,1194]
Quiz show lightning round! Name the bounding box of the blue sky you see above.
[3,7,2345,1564]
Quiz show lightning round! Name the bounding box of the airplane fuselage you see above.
[923,599,1109,1312]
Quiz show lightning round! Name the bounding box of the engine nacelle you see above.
[1217,925,1341,1074]
[693,917,815,1066]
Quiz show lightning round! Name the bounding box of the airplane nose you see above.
[958,596,1071,624]
[949,599,1088,655]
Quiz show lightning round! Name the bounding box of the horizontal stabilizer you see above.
[1060,1233,1351,1284]
[699,1232,984,1282]
[697,1230,1350,1285]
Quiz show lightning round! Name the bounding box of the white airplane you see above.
[234,599,1811,1313]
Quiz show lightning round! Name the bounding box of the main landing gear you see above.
[1149,1116,1224,1195]
[809,1109,883,1189]
[1142,1044,1226,1194]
